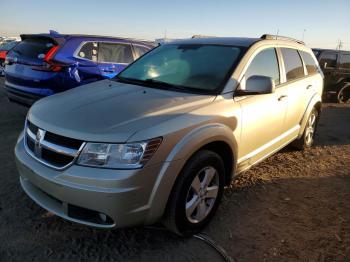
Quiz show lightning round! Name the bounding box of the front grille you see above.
[24,121,85,169]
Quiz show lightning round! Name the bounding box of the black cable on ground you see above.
[145,226,234,262]
[193,233,234,262]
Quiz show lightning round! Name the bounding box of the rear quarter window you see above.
[77,42,98,61]
[281,48,305,81]
[300,51,318,75]
[11,38,54,59]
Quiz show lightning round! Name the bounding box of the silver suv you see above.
[15,35,323,235]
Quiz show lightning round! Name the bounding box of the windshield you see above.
[9,38,55,60]
[116,44,242,94]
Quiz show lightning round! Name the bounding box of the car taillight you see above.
[0,51,7,60]
[44,45,60,63]
[32,45,63,72]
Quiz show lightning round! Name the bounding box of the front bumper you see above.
[15,134,171,228]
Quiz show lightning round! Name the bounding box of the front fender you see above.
[145,123,238,224]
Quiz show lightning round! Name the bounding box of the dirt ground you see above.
[0,77,349,262]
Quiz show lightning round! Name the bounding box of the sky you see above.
[0,0,349,50]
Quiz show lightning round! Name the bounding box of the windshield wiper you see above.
[115,76,211,94]
[143,78,187,91]
[115,76,185,91]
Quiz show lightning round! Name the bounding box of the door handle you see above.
[278,95,288,101]
[101,69,114,73]
[306,85,313,90]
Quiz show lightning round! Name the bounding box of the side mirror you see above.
[237,75,275,95]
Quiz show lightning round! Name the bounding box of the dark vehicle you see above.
[0,40,19,76]
[313,48,350,103]
[4,31,155,106]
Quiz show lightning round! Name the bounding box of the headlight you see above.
[77,138,162,169]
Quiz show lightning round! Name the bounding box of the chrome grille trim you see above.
[24,121,86,170]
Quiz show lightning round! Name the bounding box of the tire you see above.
[337,83,350,104]
[292,108,319,150]
[163,150,225,236]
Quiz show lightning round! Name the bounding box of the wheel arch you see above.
[145,123,238,224]
[298,93,322,138]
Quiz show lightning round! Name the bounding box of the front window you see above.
[245,48,280,86]
[116,44,242,94]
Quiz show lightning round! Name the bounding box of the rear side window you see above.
[98,43,133,64]
[133,45,150,59]
[281,48,305,81]
[319,52,337,68]
[11,38,54,59]
[245,48,280,85]
[300,51,318,75]
[339,54,350,69]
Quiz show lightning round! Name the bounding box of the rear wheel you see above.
[337,83,350,103]
[292,108,318,150]
[163,150,225,236]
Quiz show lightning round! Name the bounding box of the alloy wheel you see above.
[305,111,317,145]
[185,166,219,223]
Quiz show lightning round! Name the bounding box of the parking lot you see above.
[0,77,349,261]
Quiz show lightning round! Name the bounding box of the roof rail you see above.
[260,34,305,45]
[191,35,217,39]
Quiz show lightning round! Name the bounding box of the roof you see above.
[164,34,309,48]
[20,32,155,46]
[165,37,261,47]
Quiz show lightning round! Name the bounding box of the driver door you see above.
[237,47,288,170]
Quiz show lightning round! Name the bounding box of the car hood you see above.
[28,80,215,142]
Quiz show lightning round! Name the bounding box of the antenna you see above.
[276,29,279,39]
[302,29,306,42]
[337,39,343,50]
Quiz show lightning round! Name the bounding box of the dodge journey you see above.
[15,34,323,235]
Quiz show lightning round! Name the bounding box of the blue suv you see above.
[4,31,155,106]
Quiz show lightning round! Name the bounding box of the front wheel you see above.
[163,150,225,236]
[337,83,350,103]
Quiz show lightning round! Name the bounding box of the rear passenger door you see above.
[97,42,134,78]
[74,41,105,83]
[280,48,312,131]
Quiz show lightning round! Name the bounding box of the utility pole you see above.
[337,39,343,50]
